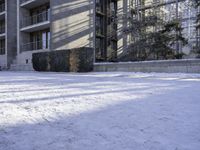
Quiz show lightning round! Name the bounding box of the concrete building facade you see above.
[14,0,95,70]
[0,0,130,70]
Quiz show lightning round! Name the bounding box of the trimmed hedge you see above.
[32,47,94,72]
[49,50,70,72]
[32,52,50,71]
[69,47,94,72]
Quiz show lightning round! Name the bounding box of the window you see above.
[0,21,5,34]
[30,29,50,50]
[0,39,5,55]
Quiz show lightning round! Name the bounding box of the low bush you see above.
[32,47,94,72]
[32,52,49,71]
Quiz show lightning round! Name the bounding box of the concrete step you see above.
[10,64,34,71]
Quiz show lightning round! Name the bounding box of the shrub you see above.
[32,52,49,71]
[70,47,94,72]
[32,47,94,72]
[49,50,70,72]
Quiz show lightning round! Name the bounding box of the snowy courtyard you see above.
[0,71,200,150]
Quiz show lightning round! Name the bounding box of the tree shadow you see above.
[0,72,200,150]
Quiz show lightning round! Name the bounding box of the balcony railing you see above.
[20,0,33,4]
[0,3,5,13]
[21,10,50,28]
[0,47,5,55]
[21,40,49,52]
[0,26,5,34]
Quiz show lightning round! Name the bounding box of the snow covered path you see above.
[0,71,200,150]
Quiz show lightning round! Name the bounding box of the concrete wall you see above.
[7,0,17,68]
[50,0,94,50]
[94,59,200,73]
[18,49,50,64]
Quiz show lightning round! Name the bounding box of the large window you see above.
[30,29,50,50]
[0,21,5,34]
[0,39,5,55]
[0,0,5,13]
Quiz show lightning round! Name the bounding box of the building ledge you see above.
[0,11,5,20]
[0,33,5,39]
[20,21,50,32]
[20,0,50,9]
[20,48,50,53]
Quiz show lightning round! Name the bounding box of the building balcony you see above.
[21,40,50,52]
[20,0,49,9]
[20,10,50,32]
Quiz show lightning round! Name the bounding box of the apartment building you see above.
[0,0,17,70]
[14,0,95,70]
[0,0,198,70]
[0,0,129,70]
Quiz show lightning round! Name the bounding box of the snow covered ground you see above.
[0,71,200,150]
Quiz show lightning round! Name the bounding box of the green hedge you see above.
[32,47,94,72]
[32,52,49,71]
[49,50,70,72]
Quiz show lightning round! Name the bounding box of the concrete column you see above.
[6,0,17,68]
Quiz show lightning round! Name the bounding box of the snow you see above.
[0,71,200,150]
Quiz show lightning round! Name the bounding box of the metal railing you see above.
[0,47,5,55]
[0,26,5,34]
[20,0,33,4]
[21,10,50,28]
[0,3,5,13]
[21,40,50,52]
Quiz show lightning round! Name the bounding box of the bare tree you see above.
[120,0,187,61]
